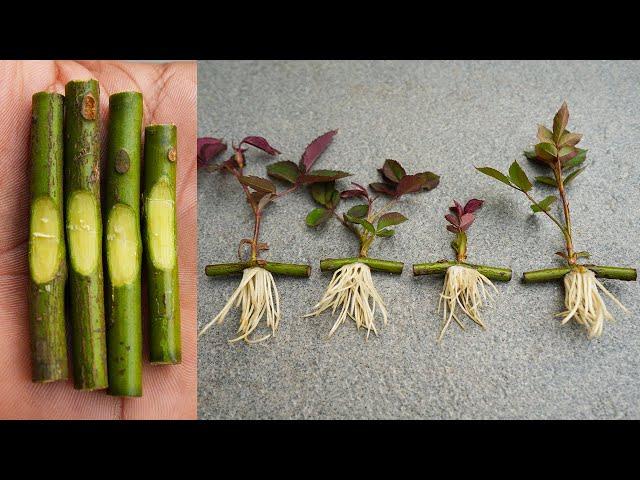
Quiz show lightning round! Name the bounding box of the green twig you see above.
[205,261,311,278]
[143,124,181,365]
[523,265,637,283]
[412,261,512,282]
[64,80,108,391]
[28,92,68,383]
[104,92,143,396]
[319,257,404,274]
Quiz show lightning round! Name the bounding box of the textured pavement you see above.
[197,60,640,419]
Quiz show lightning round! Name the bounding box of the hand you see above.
[0,60,197,419]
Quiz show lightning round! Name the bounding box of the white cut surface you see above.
[67,191,99,276]
[107,203,140,287]
[147,178,176,270]
[30,196,60,284]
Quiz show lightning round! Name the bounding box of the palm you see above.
[0,60,196,419]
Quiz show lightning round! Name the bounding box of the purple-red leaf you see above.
[238,175,276,194]
[220,155,238,173]
[341,182,370,199]
[449,201,464,219]
[395,174,427,197]
[445,213,459,226]
[299,169,350,184]
[369,182,396,196]
[240,136,281,156]
[300,130,338,172]
[446,225,459,233]
[340,189,368,199]
[197,137,227,168]
[459,213,475,231]
[464,199,484,214]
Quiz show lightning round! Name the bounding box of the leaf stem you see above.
[355,198,400,257]
[333,210,360,238]
[250,211,262,261]
[274,184,298,198]
[552,162,576,264]
[521,189,567,234]
[369,198,398,223]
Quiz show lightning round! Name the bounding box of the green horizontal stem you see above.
[412,261,512,282]
[523,264,637,283]
[205,261,311,278]
[319,257,404,274]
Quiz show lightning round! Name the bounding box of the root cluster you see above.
[559,267,627,339]
[305,262,387,339]
[438,265,497,342]
[199,267,280,344]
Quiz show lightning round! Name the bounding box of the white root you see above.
[558,267,628,339]
[438,265,498,342]
[305,262,387,339]
[198,267,280,344]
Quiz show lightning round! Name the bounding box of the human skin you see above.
[0,60,197,419]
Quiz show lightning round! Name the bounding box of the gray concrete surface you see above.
[197,61,640,419]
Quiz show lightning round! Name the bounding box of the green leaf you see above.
[508,161,532,192]
[238,175,276,193]
[563,167,585,186]
[531,195,557,213]
[575,251,590,259]
[266,161,300,184]
[359,219,376,234]
[535,142,557,163]
[382,159,406,183]
[557,146,576,163]
[451,239,461,255]
[310,181,339,208]
[559,131,582,147]
[344,214,375,234]
[476,167,513,187]
[552,102,569,141]
[300,169,351,184]
[328,190,340,210]
[416,171,440,191]
[563,148,587,170]
[535,176,557,187]
[305,208,331,227]
[376,229,395,237]
[377,212,407,231]
[537,125,553,142]
[523,150,538,161]
[347,204,369,218]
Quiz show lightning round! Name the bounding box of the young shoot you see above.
[305,159,440,338]
[477,102,636,338]
[413,199,512,342]
[198,131,349,343]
